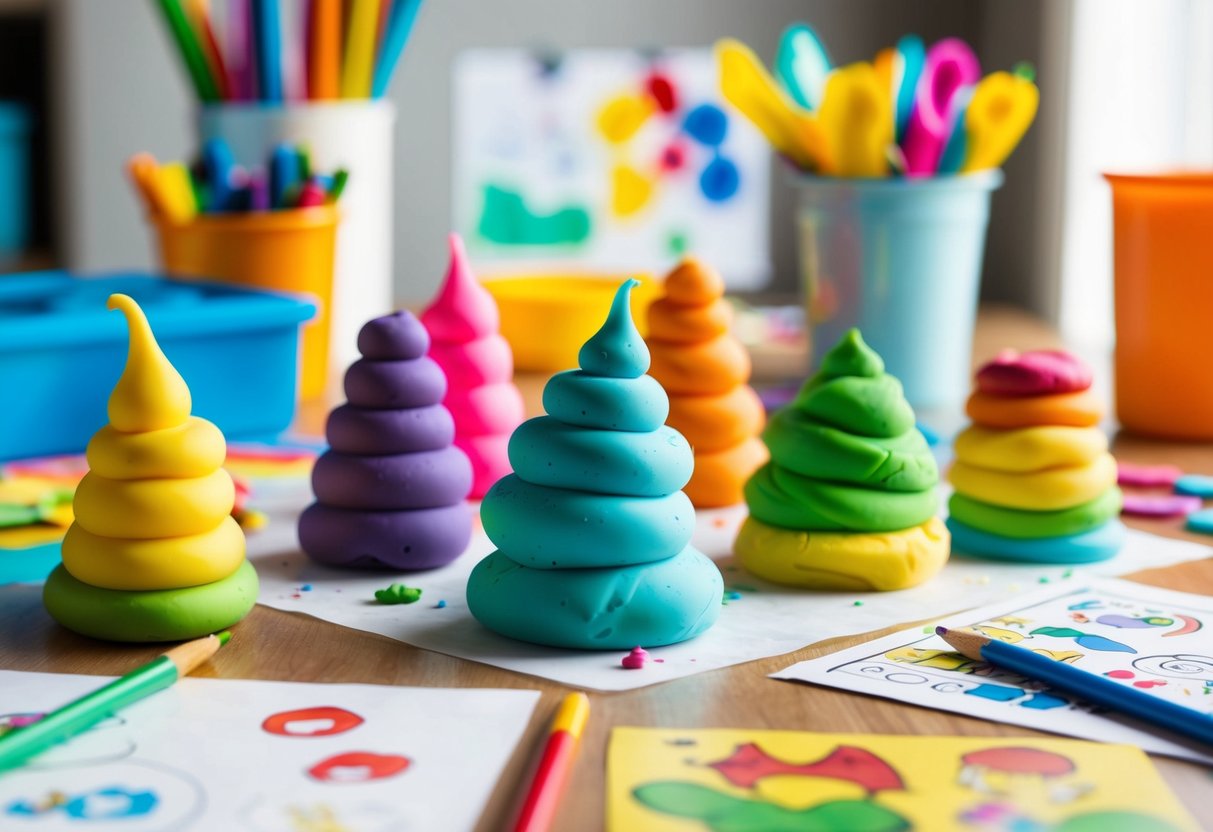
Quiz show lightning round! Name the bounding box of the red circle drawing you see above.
[261,706,365,737]
[307,751,412,783]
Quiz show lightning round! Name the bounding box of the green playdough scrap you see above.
[374,583,422,605]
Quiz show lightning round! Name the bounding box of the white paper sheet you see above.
[772,578,1213,764]
[249,478,1213,692]
[0,671,538,832]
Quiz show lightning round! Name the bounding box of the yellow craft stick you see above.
[340,0,381,99]
[152,163,199,224]
[716,39,832,173]
[818,62,893,178]
[961,70,1040,172]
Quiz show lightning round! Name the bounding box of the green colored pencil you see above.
[152,0,221,103]
[0,631,231,772]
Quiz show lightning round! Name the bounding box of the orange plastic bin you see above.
[153,206,339,400]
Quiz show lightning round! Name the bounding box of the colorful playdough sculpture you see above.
[735,329,949,591]
[43,295,257,642]
[298,310,473,569]
[947,349,1124,563]
[466,280,723,648]
[646,257,767,507]
[420,234,525,498]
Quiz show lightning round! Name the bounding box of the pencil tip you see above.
[216,631,232,646]
[935,625,948,636]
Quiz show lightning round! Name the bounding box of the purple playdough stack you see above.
[298,311,473,569]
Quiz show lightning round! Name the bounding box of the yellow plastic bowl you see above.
[484,274,661,373]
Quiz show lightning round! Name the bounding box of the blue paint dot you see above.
[436,600,447,609]
[699,156,740,202]
[683,104,728,147]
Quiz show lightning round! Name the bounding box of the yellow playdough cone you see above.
[106,294,192,433]
[818,62,893,178]
[961,70,1039,172]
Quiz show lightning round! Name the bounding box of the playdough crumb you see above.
[622,647,649,669]
[436,600,447,609]
[852,600,863,607]
[301,584,312,591]
[374,583,423,605]
[1038,576,1050,584]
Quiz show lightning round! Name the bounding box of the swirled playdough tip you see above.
[419,232,499,342]
[106,293,191,433]
[664,256,725,305]
[819,328,884,379]
[578,279,649,379]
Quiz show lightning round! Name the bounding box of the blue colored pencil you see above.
[371,0,424,98]
[938,626,1213,748]
[250,0,283,102]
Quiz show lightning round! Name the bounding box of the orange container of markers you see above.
[152,206,339,399]
[1105,173,1213,439]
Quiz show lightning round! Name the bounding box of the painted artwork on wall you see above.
[453,48,772,289]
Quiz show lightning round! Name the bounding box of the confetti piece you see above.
[622,646,649,669]
[852,600,864,607]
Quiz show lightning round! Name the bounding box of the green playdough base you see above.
[948,488,1122,539]
[43,560,259,643]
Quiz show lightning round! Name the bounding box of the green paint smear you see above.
[374,583,423,605]
[634,783,910,832]
[477,184,591,246]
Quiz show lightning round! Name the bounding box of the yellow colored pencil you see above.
[340,0,381,99]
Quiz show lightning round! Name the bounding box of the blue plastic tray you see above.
[0,272,316,461]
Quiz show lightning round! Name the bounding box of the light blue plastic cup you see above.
[795,171,1003,409]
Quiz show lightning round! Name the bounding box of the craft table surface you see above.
[2,305,1211,830]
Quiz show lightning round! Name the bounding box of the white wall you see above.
[56,0,977,304]
[1056,0,1213,348]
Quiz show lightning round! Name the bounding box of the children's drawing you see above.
[453,49,771,289]
[0,760,204,830]
[243,798,405,832]
[262,706,365,737]
[774,579,1213,763]
[0,671,539,831]
[0,713,134,769]
[305,752,411,784]
[607,728,1198,832]
[1028,627,1135,653]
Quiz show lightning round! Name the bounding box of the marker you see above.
[341,0,381,99]
[202,138,239,212]
[514,692,589,832]
[309,0,342,100]
[0,633,232,772]
[250,0,283,102]
[269,143,299,209]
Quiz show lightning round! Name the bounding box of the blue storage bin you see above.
[0,272,316,461]
[0,102,30,257]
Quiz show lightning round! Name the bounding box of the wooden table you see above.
[2,306,1211,830]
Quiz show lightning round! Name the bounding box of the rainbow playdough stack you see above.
[43,295,257,642]
[646,257,767,507]
[735,329,949,591]
[466,280,722,649]
[298,311,473,570]
[421,234,525,498]
[947,349,1124,563]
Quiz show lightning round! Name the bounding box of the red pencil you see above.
[514,692,589,832]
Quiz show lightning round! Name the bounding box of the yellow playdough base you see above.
[735,515,950,591]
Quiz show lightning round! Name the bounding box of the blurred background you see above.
[0,0,1210,353]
